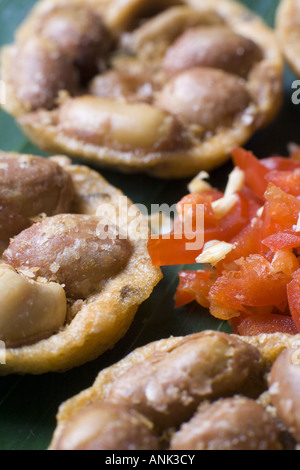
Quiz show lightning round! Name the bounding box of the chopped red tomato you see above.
[148,147,300,336]
[240,186,262,220]
[216,192,250,241]
[218,216,264,270]
[271,249,300,276]
[147,232,205,267]
[265,169,300,196]
[148,196,250,266]
[230,313,298,336]
[261,156,300,172]
[263,229,300,252]
[175,270,216,309]
[261,183,300,239]
[208,255,293,313]
[148,188,253,266]
[176,191,221,230]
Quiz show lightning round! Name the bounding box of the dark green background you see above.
[0,0,298,450]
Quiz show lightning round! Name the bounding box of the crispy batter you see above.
[49,330,300,450]
[1,0,283,178]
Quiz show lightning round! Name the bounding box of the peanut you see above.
[108,331,261,429]
[89,70,154,103]
[58,96,184,152]
[38,6,112,83]
[155,67,251,131]
[54,403,159,450]
[12,36,78,111]
[170,397,282,450]
[163,26,263,78]
[269,348,300,443]
[0,264,67,348]
[121,5,223,60]
[0,153,74,244]
[3,214,133,300]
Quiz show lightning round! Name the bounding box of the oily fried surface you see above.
[1,0,283,178]
[49,330,300,450]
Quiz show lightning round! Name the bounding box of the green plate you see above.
[0,0,298,450]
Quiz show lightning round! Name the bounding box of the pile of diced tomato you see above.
[148,148,300,336]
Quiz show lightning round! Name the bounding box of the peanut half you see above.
[0,264,67,348]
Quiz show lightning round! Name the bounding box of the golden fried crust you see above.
[0,154,162,375]
[276,0,300,77]
[1,0,283,178]
[49,330,300,449]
